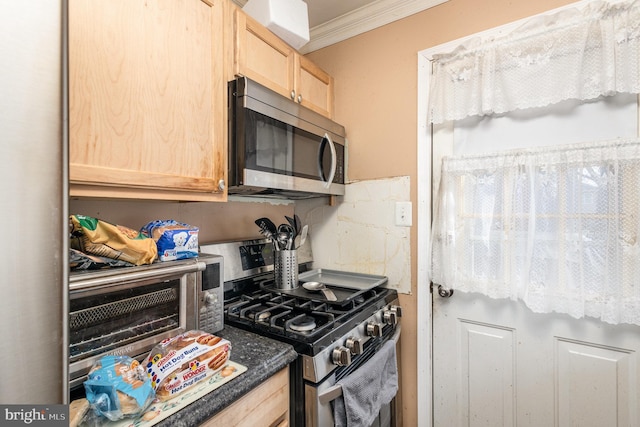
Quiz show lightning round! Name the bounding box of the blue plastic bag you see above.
[84,355,155,421]
[141,220,199,261]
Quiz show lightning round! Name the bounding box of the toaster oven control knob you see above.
[345,336,363,355]
[366,322,383,337]
[204,293,218,305]
[332,346,352,366]
[383,310,398,326]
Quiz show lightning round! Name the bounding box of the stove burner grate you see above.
[248,309,271,322]
[224,284,395,346]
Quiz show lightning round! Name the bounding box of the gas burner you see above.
[242,305,272,322]
[289,315,317,332]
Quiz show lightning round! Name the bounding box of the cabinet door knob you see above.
[290,90,296,100]
[297,94,302,103]
[218,179,225,191]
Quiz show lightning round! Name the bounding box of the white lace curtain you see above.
[428,0,640,124]
[430,139,640,325]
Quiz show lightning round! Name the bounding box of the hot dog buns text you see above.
[145,330,231,401]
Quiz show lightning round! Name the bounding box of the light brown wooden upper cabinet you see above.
[69,0,227,202]
[232,7,334,118]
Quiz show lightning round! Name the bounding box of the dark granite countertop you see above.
[153,325,297,427]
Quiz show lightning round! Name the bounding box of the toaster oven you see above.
[68,254,223,390]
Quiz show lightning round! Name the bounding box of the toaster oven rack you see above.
[69,286,181,363]
[69,315,179,362]
[70,287,178,329]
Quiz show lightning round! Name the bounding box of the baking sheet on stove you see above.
[263,269,388,304]
[299,269,388,290]
[262,284,361,304]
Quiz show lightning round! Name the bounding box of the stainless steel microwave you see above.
[68,254,223,390]
[228,76,346,199]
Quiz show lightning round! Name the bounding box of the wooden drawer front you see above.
[202,367,290,427]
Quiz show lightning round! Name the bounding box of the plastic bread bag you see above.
[69,248,135,270]
[84,355,155,421]
[70,214,157,266]
[145,330,231,401]
[140,220,199,261]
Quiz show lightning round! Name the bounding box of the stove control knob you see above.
[345,336,364,355]
[383,310,398,326]
[366,322,383,337]
[332,346,352,366]
[391,305,403,317]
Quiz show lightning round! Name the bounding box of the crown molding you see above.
[230,0,449,54]
[300,0,449,53]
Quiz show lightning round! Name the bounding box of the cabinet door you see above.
[233,7,334,118]
[202,367,289,427]
[234,9,296,101]
[69,0,226,201]
[296,54,334,118]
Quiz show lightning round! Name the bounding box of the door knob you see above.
[437,284,454,298]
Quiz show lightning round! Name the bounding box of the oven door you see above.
[306,326,401,427]
[68,263,198,389]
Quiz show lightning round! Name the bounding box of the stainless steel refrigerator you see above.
[0,1,68,404]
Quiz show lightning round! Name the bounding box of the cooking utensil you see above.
[285,215,298,239]
[293,214,302,236]
[255,217,277,241]
[302,281,337,301]
[296,224,308,248]
[277,223,295,250]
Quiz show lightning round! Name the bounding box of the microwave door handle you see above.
[324,133,337,188]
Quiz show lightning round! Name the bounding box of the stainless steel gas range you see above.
[200,238,402,427]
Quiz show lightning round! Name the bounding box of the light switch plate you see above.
[395,201,412,227]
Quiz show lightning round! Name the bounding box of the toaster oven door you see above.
[68,265,198,389]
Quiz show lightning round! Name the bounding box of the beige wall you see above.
[70,198,295,243]
[305,0,574,424]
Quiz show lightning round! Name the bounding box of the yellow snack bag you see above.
[70,215,157,266]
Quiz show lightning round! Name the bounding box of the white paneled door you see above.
[419,6,640,425]
[427,65,640,427]
[432,290,640,426]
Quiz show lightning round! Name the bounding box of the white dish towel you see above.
[333,340,398,427]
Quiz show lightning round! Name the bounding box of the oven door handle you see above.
[318,325,402,405]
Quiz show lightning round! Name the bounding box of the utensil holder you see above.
[274,250,298,290]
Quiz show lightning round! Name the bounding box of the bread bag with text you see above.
[144,330,231,401]
[140,220,199,261]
